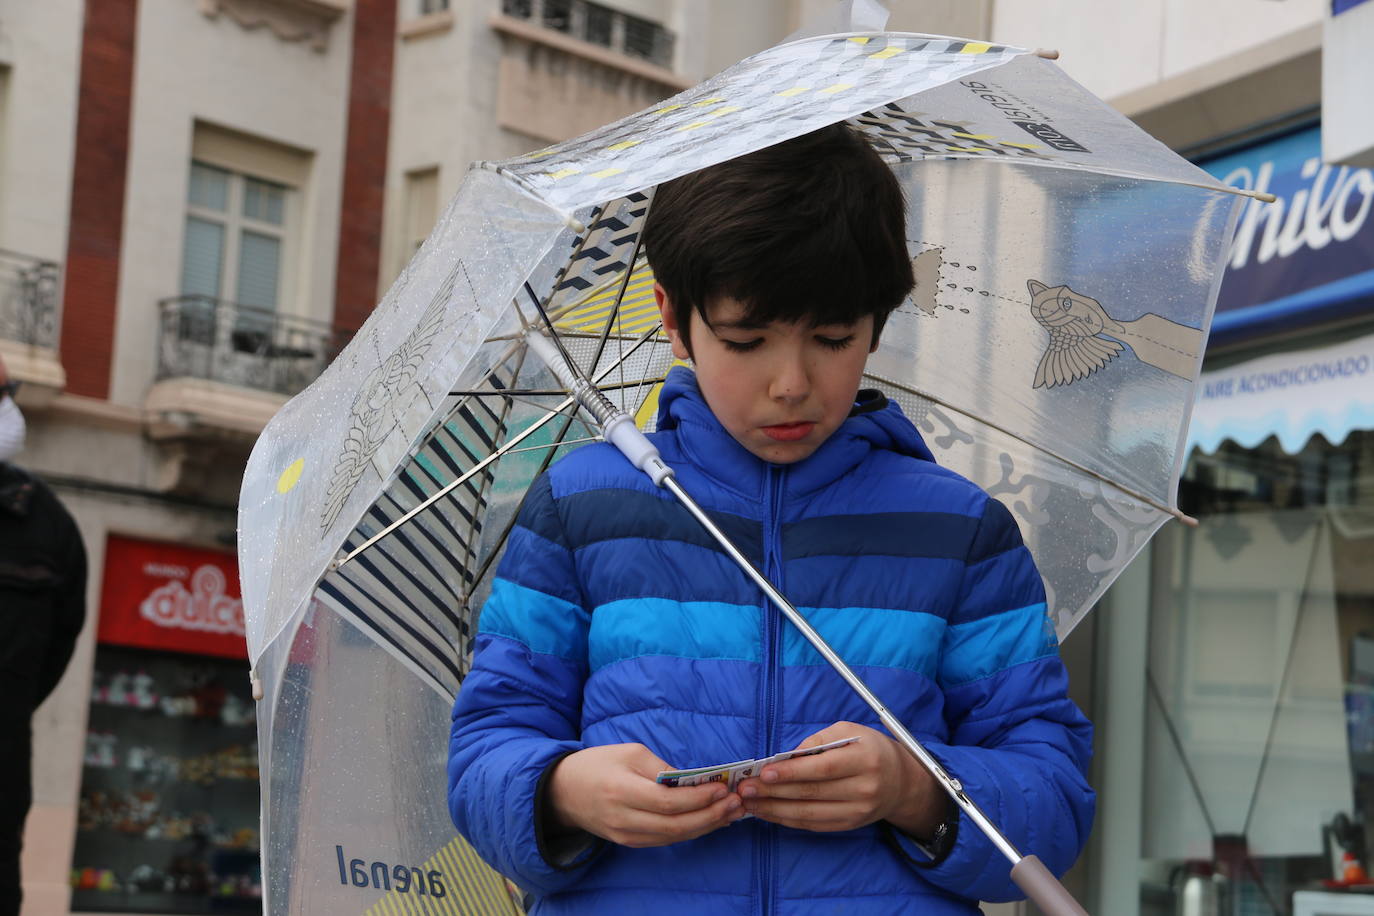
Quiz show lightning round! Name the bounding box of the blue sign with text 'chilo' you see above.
[1200,125,1374,336]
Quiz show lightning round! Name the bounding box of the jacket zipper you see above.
[757,464,785,916]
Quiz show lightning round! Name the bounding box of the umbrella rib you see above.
[449,378,666,397]
[591,248,647,373]
[501,436,602,455]
[460,409,584,636]
[334,325,665,571]
[886,152,1275,203]
[588,199,651,406]
[333,396,574,571]
[866,373,1196,525]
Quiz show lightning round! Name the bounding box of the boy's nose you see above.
[768,356,811,402]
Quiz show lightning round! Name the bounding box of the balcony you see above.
[155,295,342,397]
[491,0,690,143]
[0,248,66,407]
[501,0,676,70]
[0,248,61,347]
[146,296,345,457]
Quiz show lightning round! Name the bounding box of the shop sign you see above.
[1201,125,1374,329]
[98,534,247,659]
[1187,329,1374,453]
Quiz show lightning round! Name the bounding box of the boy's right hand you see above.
[547,743,744,848]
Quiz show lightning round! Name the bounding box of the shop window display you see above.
[70,645,261,913]
[1143,429,1374,914]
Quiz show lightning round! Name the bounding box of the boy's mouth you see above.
[760,422,815,442]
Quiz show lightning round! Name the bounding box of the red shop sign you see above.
[98,534,247,659]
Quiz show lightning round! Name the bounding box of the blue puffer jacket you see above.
[449,367,1094,915]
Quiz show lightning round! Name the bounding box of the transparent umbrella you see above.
[237,28,1262,915]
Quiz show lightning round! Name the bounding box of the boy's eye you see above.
[815,335,855,351]
[721,338,763,353]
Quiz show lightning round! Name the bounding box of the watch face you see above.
[930,820,954,856]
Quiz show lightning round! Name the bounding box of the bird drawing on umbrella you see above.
[1027,278,1205,388]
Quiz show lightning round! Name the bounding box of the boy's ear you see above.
[655,282,691,361]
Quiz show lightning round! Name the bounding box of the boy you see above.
[448,125,1094,914]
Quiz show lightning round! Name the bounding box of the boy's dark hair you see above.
[641,123,913,354]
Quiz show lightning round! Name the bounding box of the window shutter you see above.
[189,162,230,212]
[181,217,225,298]
[237,230,281,311]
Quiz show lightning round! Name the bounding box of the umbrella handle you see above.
[1012,855,1089,916]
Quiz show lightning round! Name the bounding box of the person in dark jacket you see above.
[0,356,87,916]
[448,125,1094,914]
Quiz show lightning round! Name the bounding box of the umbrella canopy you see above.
[239,31,1247,912]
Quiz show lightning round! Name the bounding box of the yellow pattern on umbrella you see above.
[552,265,662,338]
[362,833,522,915]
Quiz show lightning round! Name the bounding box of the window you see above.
[420,0,449,13]
[401,166,440,271]
[179,122,309,323]
[501,0,675,69]
[181,161,289,318]
[542,0,572,32]
[584,3,612,46]
[622,12,669,65]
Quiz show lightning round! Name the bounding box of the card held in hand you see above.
[655,736,860,790]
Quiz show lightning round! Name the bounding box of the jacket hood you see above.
[654,365,935,499]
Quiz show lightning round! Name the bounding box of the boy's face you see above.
[656,285,876,465]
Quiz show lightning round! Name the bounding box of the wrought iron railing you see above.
[0,248,61,347]
[156,295,347,397]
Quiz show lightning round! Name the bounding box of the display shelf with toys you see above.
[72,645,261,914]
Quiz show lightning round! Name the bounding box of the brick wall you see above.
[332,0,397,333]
[61,0,139,399]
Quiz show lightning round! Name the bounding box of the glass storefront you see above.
[71,645,261,914]
[1141,427,1374,914]
[70,534,261,914]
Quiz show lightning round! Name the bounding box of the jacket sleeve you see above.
[884,495,1095,903]
[36,509,87,704]
[447,474,604,896]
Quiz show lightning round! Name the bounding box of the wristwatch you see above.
[918,815,958,861]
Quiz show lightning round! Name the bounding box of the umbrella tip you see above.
[1034,48,1060,60]
[1177,511,1200,528]
[250,669,264,701]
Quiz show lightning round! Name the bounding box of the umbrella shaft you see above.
[661,475,1024,868]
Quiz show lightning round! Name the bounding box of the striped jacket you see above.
[448,367,1094,915]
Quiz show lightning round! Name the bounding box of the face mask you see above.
[0,395,26,461]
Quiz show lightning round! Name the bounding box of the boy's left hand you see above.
[735,722,947,836]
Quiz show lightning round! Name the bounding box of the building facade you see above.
[5,1,1370,914]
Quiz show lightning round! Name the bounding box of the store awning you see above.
[1186,330,1374,454]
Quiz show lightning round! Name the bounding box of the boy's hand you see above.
[735,723,947,836]
[547,743,745,848]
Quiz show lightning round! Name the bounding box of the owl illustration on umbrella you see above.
[1026,279,1203,389]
